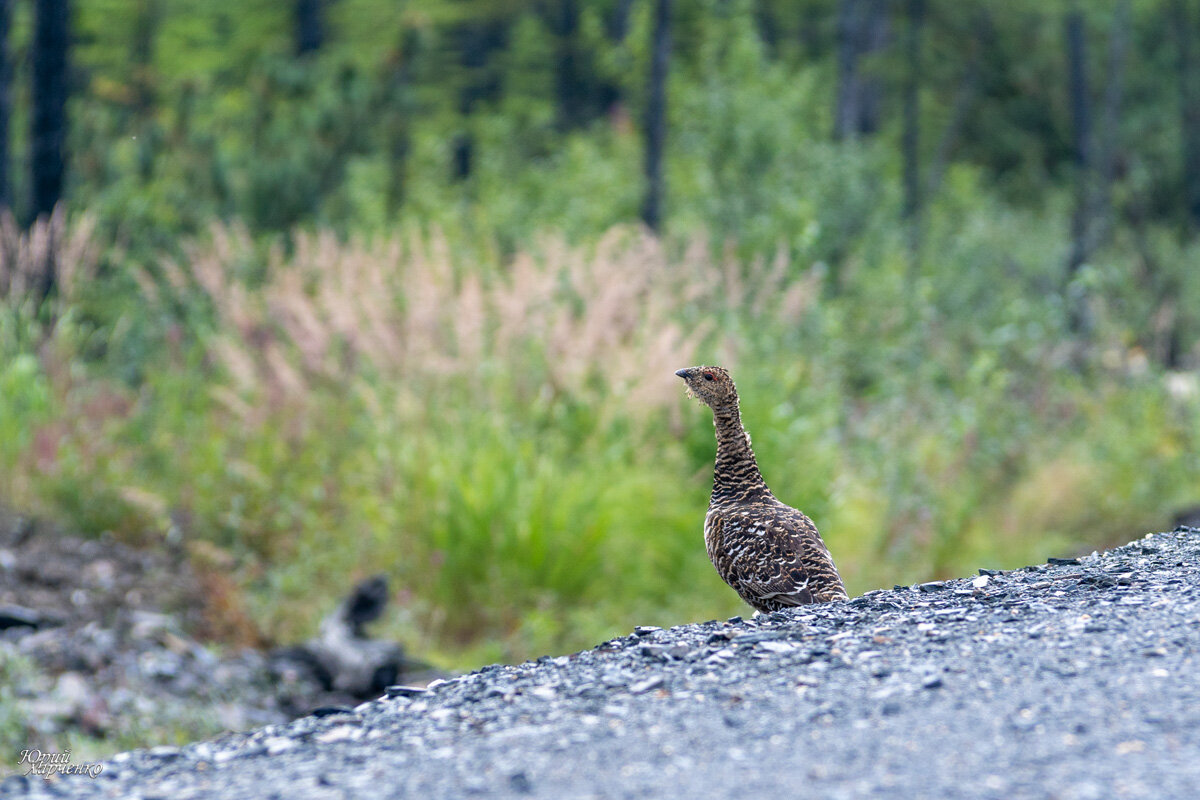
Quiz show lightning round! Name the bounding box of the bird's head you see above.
[675,365,738,412]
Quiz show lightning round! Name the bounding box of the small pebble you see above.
[309,706,356,718]
[630,675,665,694]
[509,771,533,794]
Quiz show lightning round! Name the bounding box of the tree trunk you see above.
[0,0,10,211]
[554,0,585,130]
[641,0,671,232]
[295,0,323,56]
[1064,7,1092,334]
[449,19,507,183]
[834,0,888,141]
[31,0,69,224]
[383,29,418,215]
[755,1,780,54]
[131,0,160,183]
[1173,0,1200,230]
[549,0,621,129]
[1094,0,1130,244]
[1064,10,1091,269]
[858,0,887,136]
[131,0,159,110]
[834,0,860,140]
[608,0,634,42]
[30,0,68,300]
[902,0,923,227]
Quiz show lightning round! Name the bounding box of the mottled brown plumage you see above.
[676,365,847,611]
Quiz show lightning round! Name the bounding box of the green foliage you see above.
[0,353,49,472]
[4,203,1199,673]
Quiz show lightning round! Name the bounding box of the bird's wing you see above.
[734,536,816,607]
[733,509,842,606]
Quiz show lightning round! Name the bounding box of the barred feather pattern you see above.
[678,366,847,611]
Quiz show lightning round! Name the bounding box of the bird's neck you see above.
[710,404,770,504]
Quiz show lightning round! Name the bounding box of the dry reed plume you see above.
[0,207,101,308]
[151,224,822,422]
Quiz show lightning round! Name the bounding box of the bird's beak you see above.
[675,368,690,379]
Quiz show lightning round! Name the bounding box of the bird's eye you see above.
[703,373,715,381]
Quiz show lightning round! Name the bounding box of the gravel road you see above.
[6,528,1200,800]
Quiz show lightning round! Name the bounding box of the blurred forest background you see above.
[1,0,1199,673]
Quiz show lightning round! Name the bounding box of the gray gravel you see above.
[7,528,1200,799]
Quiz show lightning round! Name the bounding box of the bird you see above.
[675,365,848,611]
